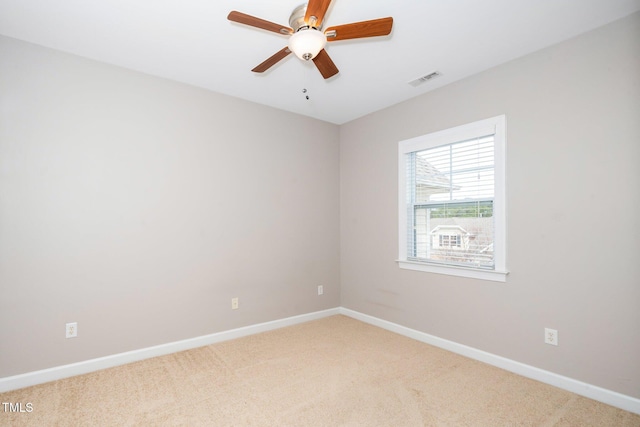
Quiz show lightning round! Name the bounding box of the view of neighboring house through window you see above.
[398,115,507,281]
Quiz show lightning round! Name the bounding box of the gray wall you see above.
[340,12,640,398]
[0,36,340,377]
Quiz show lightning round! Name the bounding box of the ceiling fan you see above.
[227,0,393,79]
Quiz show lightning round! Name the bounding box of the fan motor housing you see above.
[289,4,322,31]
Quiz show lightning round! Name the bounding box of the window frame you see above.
[397,115,508,282]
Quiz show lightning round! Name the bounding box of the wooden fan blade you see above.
[228,11,293,35]
[252,47,292,73]
[304,0,332,27]
[312,49,339,79]
[325,17,393,41]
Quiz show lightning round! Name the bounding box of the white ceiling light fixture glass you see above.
[288,28,327,60]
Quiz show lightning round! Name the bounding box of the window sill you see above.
[397,260,508,282]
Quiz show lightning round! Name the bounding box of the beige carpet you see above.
[1,315,639,426]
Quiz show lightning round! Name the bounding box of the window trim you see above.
[397,115,508,282]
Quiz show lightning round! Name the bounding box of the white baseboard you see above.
[0,307,340,393]
[2,306,638,416]
[339,307,640,415]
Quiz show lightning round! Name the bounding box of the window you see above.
[439,234,461,248]
[398,116,507,281]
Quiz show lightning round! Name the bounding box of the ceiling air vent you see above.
[409,71,441,87]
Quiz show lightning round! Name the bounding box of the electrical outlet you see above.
[231,297,239,310]
[544,328,558,346]
[66,322,78,338]
[317,285,324,296]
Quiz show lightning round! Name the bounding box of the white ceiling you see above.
[1,0,639,124]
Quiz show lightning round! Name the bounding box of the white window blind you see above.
[406,136,495,268]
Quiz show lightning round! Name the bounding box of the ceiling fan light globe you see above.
[288,28,327,61]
